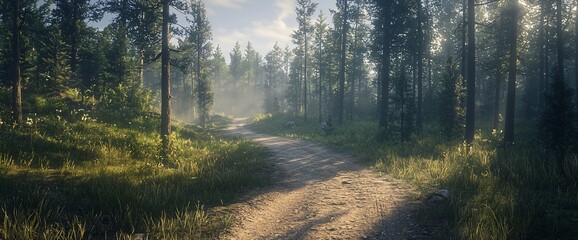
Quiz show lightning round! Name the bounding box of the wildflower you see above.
[26,117,34,126]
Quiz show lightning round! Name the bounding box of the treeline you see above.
[4,0,578,164]
[263,0,578,160]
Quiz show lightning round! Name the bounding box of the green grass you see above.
[0,111,271,239]
[250,113,578,240]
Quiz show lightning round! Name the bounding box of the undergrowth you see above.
[251,113,578,240]
[0,104,270,239]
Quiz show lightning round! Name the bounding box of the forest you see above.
[1,0,578,239]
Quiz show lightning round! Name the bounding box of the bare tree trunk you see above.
[11,0,22,126]
[318,40,323,123]
[461,0,467,83]
[539,2,546,108]
[504,0,519,144]
[465,0,476,144]
[197,31,204,127]
[350,21,358,121]
[378,1,393,138]
[338,0,348,125]
[160,0,171,163]
[304,30,309,121]
[416,0,424,134]
[575,0,578,102]
[557,0,564,74]
[493,68,502,130]
[139,49,145,87]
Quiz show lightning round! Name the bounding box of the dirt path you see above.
[220,119,439,240]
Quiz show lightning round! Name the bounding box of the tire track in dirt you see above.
[220,118,440,240]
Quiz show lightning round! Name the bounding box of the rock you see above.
[426,189,450,204]
[320,121,334,134]
[132,233,146,240]
[285,121,296,129]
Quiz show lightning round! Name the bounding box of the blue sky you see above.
[205,0,335,61]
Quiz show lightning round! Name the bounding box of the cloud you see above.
[215,29,249,48]
[211,0,298,62]
[206,0,248,9]
[275,0,294,21]
[252,19,293,43]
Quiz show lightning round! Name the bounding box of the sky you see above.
[204,0,335,62]
[91,0,336,63]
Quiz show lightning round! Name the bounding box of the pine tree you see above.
[393,69,415,142]
[209,46,228,95]
[264,43,284,113]
[160,0,171,164]
[503,0,519,144]
[439,57,465,141]
[52,0,94,78]
[229,42,243,89]
[370,0,394,139]
[293,0,317,121]
[188,0,213,128]
[337,0,348,124]
[540,72,577,175]
[313,11,329,123]
[464,0,476,144]
[10,0,23,125]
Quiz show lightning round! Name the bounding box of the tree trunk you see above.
[504,0,519,144]
[160,0,171,163]
[465,0,476,144]
[304,31,309,121]
[197,30,204,127]
[338,0,348,124]
[379,1,393,138]
[461,0,467,83]
[11,0,22,126]
[416,0,424,134]
[493,68,502,130]
[575,0,578,102]
[70,4,79,77]
[350,21,358,121]
[557,0,564,74]
[139,48,145,87]
[539,2,546,108]
[318,40,323,123]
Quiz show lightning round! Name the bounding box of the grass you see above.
[250,113,578,240]
[0,110,271,239]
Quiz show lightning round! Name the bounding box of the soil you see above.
[220,118,444,240]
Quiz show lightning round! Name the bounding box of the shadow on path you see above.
[220,118,444,240]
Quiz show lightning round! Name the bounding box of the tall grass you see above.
[251,113,578,239]
[0,113,271,239]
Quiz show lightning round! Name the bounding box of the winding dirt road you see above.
[221,119,441,240]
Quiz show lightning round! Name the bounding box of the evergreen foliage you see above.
[439,57,465,141]
[540,72,578,173]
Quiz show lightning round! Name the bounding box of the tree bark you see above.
[304,29,309,121]
[350,20,358,121]
[461,0,467,83]
[465,0,476,144]
[160,0,171,163]
[575,0,578,102]
[338,0,348,125]
[493,67,502,130]
[378,1,393,138]
[318,36,323,123]
[556,0,564,74]
[504,0,519,144]
[416,0,424,134]
[539,2,546,108]
[12,0,22,126]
